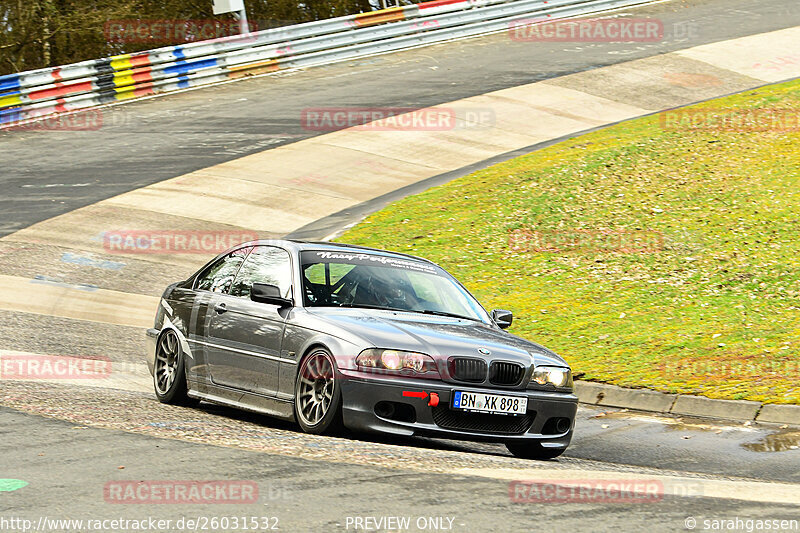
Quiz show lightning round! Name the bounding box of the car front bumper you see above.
[339,371,577,446]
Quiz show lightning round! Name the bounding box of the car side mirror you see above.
[251,283,293,308]
[491,309,513,329]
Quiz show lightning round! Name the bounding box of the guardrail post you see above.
[235,8,251,34]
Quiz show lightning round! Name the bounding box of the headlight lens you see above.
[530,366,573,390]
[356,349,439,375]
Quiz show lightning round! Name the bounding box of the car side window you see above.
[194,248,250,294]
[230,246,292,299]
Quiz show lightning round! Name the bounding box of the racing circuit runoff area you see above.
[2,0,800,531]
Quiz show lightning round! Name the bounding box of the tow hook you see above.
[428,392,439,407]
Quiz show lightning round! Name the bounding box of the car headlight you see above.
[529,366,573,390]
[356,349,439,376]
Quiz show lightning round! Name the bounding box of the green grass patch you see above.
[337,80,800,404]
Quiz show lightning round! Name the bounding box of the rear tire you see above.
[153,329,199,407]
[294,348,344,435]
[506,441,566,460]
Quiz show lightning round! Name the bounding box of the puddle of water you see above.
[742,431,800,453]
[591,409,744,433]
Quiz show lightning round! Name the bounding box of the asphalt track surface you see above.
[4,406,798,533]
[2,0,800,530]
[2,0,800,237]
[1,398,799,532]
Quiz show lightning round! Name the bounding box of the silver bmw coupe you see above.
[147,240,577,459]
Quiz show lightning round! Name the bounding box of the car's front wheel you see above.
[294,348,344,435]
[153,329,198,407]
[506,441,566,460]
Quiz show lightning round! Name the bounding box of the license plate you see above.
[452,391,527,415]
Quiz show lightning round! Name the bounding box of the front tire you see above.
[153,329,199,407]
[506,441,566,460]
[294,348,344,435]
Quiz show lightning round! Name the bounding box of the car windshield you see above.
[300,250,490,323]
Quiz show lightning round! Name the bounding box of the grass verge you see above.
[337,79,800,404]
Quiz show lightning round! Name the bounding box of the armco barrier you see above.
[0,0,655,127]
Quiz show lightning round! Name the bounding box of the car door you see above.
[206,245,293,396]
[184,247,251,381]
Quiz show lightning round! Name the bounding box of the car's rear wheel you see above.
[153,329,199,407]
[295,348,343,435]
[505,441,566,460]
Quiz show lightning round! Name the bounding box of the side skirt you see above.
[187,379,296,421]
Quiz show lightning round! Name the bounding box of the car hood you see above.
[305,308,568,368]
